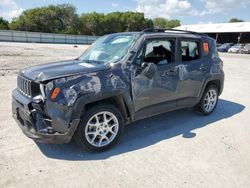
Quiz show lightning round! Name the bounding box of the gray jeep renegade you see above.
[12,29,224,152]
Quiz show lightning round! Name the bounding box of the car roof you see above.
[111,31,206,40]
[110,28,210,39]
[142,32,202,39]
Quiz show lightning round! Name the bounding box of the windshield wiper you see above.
[79,59,104,65]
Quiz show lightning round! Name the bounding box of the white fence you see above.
[0,30,98,44]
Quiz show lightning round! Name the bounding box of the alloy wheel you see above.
[85,111,119,147]
[203,89,218,112]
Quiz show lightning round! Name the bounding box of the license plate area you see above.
[16,108,25,126]
[12,98,29,126]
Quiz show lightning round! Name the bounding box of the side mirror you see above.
[142,63,157,79]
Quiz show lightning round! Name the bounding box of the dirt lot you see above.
[0,42,250,188]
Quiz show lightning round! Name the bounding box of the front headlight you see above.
[32,84,45,102]
[46,75,82,91]
[45,76,82,105]
[46,81,54,91]
[63,87,77,106]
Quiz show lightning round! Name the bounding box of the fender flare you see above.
[71,89,135,122]
[198,73,224,102]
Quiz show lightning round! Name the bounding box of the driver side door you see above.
[131,37,181,120]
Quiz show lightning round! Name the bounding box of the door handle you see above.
[163,67,178,76]
[200,65,207,71]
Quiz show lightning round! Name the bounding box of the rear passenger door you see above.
[176,38,209,107]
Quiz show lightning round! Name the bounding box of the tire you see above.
[74,103,124,152]
[194,85,219,115]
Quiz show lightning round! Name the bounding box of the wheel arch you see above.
[205,79,222,94]
[201,74,224,97]
[84,96,131,123]
[196,76,224,106]
[72,91,134,124]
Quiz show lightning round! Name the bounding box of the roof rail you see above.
[141,28,207,36]
[142,28,166,33]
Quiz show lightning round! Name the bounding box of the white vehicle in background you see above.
[228,44,245,53]
[242,44,250,54]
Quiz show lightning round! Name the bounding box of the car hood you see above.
[19,59,109,82]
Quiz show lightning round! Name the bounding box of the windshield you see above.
[78,33,139,64]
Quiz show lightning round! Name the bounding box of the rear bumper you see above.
[218,70,225,96]
[12,89,80,144]
[242,50,250,54]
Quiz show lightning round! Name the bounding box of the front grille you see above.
[17,75,32,97]
[17,75,40,97]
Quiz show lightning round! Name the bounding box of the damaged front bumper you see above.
[12,89,80,144]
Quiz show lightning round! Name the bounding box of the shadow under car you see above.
[36,99,245,161]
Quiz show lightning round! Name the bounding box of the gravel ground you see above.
[0,42,89,76]
[0,42,250,188]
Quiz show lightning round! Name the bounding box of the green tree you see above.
[121,12,153,32]
[153,17,168,28]
[229,18,244,23]
[8,4,155,35]
[153,17,180,29]
[9,4,80,34]
[79,12,106,36]
[165,19,180,29]
[0,17,9,30]
[80,12,153,35]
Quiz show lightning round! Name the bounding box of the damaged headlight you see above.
[46,76,81,91]
[46,81,54,91]
[63,87,77,106]
[45,76,81,106]
[33,84,45,102]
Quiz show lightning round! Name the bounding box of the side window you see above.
[144,39,174,65]
[135,46,144,65]
[181,41,200,61]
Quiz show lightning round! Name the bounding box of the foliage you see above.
[153,18,167,28]
[79,12,153,35]
[0,17,9,30]
[229,18,244,23]
[5,4,181,35]
[9,4,80,34]
[153,17,180,29]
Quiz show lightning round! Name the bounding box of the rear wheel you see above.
[74,104,123,152]
[195,85,219,115]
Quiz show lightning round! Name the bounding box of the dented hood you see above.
[19,59,109,82]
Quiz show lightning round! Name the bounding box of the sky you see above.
[0,0,250,25]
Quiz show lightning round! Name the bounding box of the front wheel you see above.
[74,104,124,152]
[195,85,219,115]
